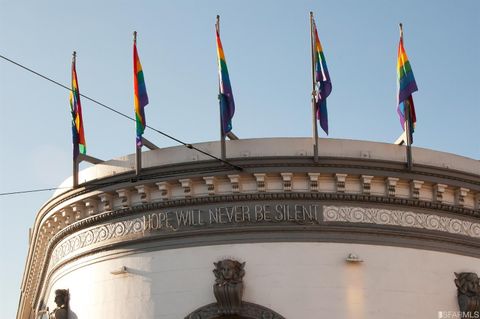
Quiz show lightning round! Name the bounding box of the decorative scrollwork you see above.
[50,217,145,268]
[323,205,480,238]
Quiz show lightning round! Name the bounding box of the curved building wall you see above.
[44,243,480,319]
[17,138,480,319]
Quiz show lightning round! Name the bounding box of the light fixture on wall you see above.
[110,266,128,275]
[345,253,363,263]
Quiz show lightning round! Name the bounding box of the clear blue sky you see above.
[1,0,479,317]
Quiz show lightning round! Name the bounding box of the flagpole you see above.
[310,12,319,162]
[72,51,79,188]
[400,23,413,170]
[134,31,142,176]
[216,15,226,161]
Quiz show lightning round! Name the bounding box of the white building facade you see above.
[17,138,480,319]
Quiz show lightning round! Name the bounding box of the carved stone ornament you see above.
[213,259,246,315]
[185,302,286,319]
[49,289,69,319]
[455,272,480,314]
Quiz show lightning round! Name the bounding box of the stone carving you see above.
[185,302,286,319]
[323,205,480,238]
[454,272,480,313]
[50,217,145,268]
[213,259,245,315]
[49,289,68,319]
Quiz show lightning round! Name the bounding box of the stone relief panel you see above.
[323,205,480,238]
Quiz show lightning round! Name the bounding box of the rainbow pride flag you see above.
[216,26,235,135]
[312,17,332,135]
[397,26,418,142]
[133,36,149,148]
[69,53,86,159]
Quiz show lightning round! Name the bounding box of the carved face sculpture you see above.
[221,260,236,280]
[455,272,480,295]
[214,259,245,284]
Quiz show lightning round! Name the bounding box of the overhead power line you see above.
[0,187,70,196]
[0,54,243,172]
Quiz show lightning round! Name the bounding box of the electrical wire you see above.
[0,54,243,196]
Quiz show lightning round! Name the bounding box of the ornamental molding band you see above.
[454,272,480,313]
[46,201,480,274]
[49,217,145,269]
[323,205,480,238]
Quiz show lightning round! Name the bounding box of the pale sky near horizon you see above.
[1,0,479,317]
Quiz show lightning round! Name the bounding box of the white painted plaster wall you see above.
[44,243,480,319]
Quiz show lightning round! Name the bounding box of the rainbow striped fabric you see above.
[216,27,235,135]
[69,54,86,159]
[134,39,149,148]
[312,17,332,135]
[397,30,418,141]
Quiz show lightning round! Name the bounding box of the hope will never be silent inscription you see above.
[143,203,322,232]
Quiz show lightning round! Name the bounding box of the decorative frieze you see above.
[254,173,267,192]
[434,184,447,203]
[411,180,424,200]
[455,188,470,207]
[228,175,241,193]
[361,175,373,195]
[280,173,293,192]
[335,174,347,193]
[203,177,216,196]
[307,173,320,192]
[98,193,113,211]
[135,185,151,203]
[156,182,171,201]
[323,205,480,238]
[386,177,399,197]
[179,179,193,198]
[116,189,131,208]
